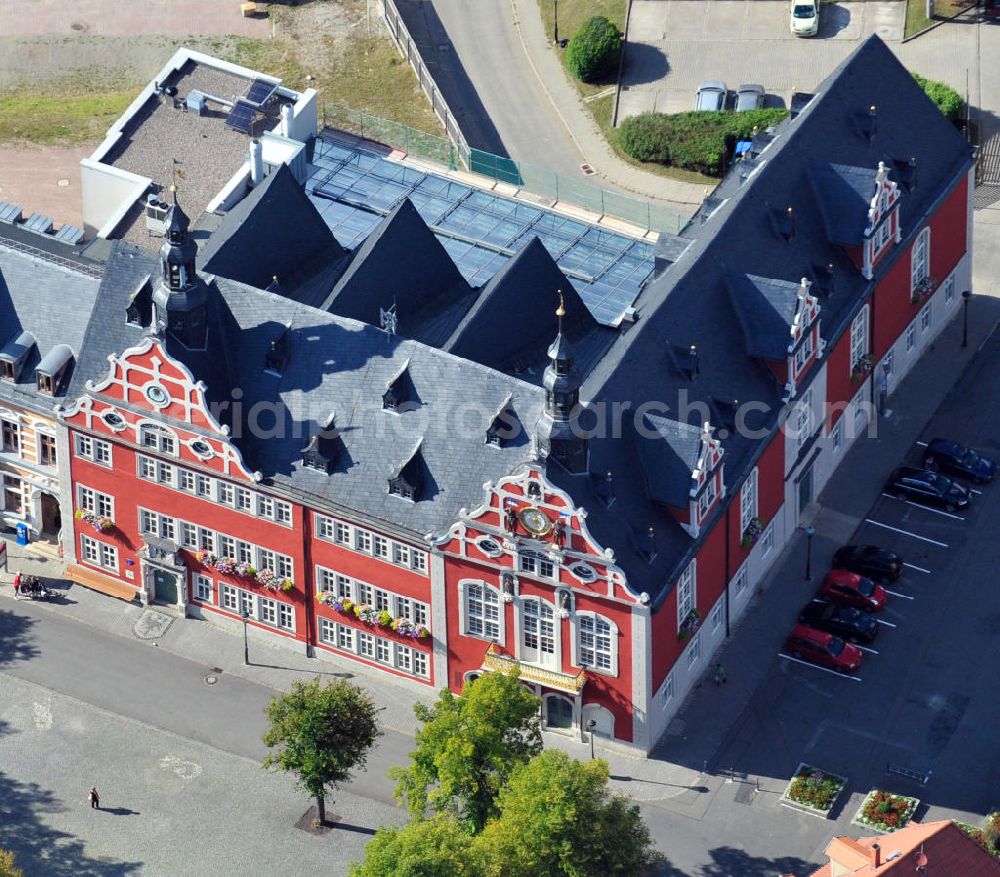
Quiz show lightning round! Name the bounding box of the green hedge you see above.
[911,72,964,123]
[617,108,790,176]
[566,16,622,83]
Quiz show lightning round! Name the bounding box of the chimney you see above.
[780,206,795,242]
[250,139,263,187]
[871,843,881,868]
[280,103,293,138]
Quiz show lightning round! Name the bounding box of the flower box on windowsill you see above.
[193,550,293,591]
[779,763,848,819]
[741,517,765,549]
[315,593,430,639]
[677,608,701,642]
[74,509,114,532]
[910,276,938,305]
[850,354,876,383]
[851,789,920,834]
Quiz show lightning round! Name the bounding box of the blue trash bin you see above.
[15,522,29,546]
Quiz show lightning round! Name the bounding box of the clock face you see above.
[518,507,552,536]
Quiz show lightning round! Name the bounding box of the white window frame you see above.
[906,322,917,352]
[920,302,932,332]
[944,276,955,303]
[74,433,112,467]
[850,305,870,373]
[139,423,178,456]
[676,559,696,630]
[793,330,813,375]
[459,580,503,644]
[662,673,675,708]
[739,467,758,535]
[80,534,118,572]
[710,601,724,631]
[686,632,701,669]
[193,573,213,603]
[1,417,21,457]
[733,563,749,597]
[832,419,843,453]
[911,226,930,292]
[697,473,717,521]
[761,523,774,557]
[574,611,618,676]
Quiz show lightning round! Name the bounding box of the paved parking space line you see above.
[875,618,897,627]
[864,519,948,548]
[856,645,879,655]
[778,653,863,681]
[879,493,966,520]
[884,589,913,600]
[902,562,931,574]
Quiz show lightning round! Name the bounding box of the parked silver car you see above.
[735,84,765,112]
[695,81,727,112]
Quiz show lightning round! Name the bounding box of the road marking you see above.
[779,653,863,681]
[856,645,879,655]
[875,618,897,627]
[884,588,913,600]
[864,518,948,548]
[879,494,966,520]
[915,440,928,447]
[902,562,931,574]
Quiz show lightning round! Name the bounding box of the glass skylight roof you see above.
[306,138,654,326]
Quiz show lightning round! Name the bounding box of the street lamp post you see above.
[241,610,250,665]
[553,0,559,44]
[804,525,816,581]
[962,290,971,348]
[586,719,597,759]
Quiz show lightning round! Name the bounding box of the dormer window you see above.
[389,442,426,502]
[383,363,417,413]
[126,278,152,327]
[486,396,518,448]
[302,413,342,475]
[0,331,33,383]
[265,325,291,375]
[1,360,14,382]
[34,344,73,397]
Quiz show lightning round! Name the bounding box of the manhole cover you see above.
[204,675,218,685]
[57,179,70,187]
[580,163,596,176]
[132,609,175,640]
[70,21,88,32]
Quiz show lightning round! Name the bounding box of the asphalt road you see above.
[0,599,411,808]
[410,0,585,176]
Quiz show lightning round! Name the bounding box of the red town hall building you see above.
[0,37,972,754]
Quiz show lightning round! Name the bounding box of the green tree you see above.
[478,750,660,877]
[566,16,622,82]
[389,671,541,832]
[263,677,381,825]
[0,850,23,877]
[911,72,964,123]
[349,815,483,877]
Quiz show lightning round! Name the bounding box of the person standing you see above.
[713,663,727,686]
[13,571,21,596]
[88,787,100,810]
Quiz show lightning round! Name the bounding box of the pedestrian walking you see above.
[13,571,21,596]
[88,787,100,810]
[713,663,727,686]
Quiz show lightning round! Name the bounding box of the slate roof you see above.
[633,415,703,508]
[198,164,348,306]
[807,162,879,245]
[443,236,597,371]
[545,36,974,602]
[0,235,103,412]
[724,273,801,359]
[322,198,470,328]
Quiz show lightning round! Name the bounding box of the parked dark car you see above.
[923,438,996,484]
[735,84,765,112]
[799,601,879,644]
[886,466,970,512]
[832,545,903,582]
[784,624,863,673]
[819,569,887,612]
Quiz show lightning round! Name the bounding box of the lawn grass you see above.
[590,93,718,187]
[537,0,628,98]
[0,88,134,145]
[904,0,974,37]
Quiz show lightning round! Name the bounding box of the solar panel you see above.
[225,99,255,133]
[245,78,277,107]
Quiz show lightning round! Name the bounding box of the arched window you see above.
[459,580,503,644]
[543,694,574,730]
[576,612,618,675]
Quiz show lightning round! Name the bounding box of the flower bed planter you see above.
[851,789,920,834]
[779,763,848,820]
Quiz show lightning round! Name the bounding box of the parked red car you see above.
[784,624,864,673]
[819,569,887,611]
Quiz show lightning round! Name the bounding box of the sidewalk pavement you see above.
[508,0,707,214]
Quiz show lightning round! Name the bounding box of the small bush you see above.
[912,72,964,123]
[617,108,789,176]
[566,16,622,83]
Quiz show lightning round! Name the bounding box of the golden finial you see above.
[556,289,566,318]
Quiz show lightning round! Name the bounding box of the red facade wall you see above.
[727,428,785,568]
